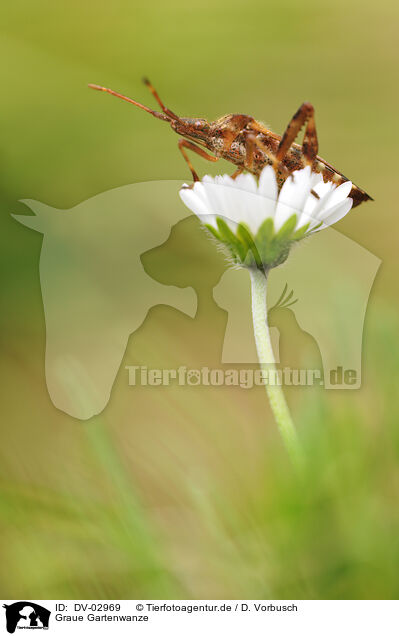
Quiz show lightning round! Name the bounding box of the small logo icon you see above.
[2,602,50,633]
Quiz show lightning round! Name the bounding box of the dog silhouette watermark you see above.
[13,180,380,419]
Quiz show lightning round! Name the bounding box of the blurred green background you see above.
[1,0,399,599]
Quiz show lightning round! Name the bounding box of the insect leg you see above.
[250,134,318,197]
[231,167,244,180]
[178,139,219,181]
[275,102,318,165]
[244,133,256,170]
[246,130,290,178]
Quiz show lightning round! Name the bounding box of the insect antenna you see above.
[142,77,180,121]
[88,83,172,122]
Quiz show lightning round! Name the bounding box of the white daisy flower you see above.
[179,165,353,270]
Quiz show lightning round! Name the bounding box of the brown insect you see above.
[89,79,372,207]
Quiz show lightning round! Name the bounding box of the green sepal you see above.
[292,222,310,240]
[216,217,246,261]
[275,214,297,242]
[204,223,221,241]
[256,217,274,246]
[204,212,307,272]
[237,222,262,268]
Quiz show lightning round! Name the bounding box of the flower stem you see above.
[249,267,303,469]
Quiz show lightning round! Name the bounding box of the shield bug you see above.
[89,79,372,207]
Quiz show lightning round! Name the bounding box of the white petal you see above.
[241,190,272,234]
[226,186,263,234]
[302,179,351,227]
[202,181,229,217]
[179,165,354,241]
[292,167,316,217]
[214,174,235,187]
[324,180,352,210]
[235,168,277,233]
[274,201,297,231]
[274,168,312,231]
[191,181,213,211]
[310,172,324,189]
[301,192,319,220]
[212,174,270,234]
[179,187,217,227]
[296,205,316,230]
[179,186,209,217]
[207,183,242,229]
[313,179,334,198]
[318,198,353,227]
[194,177,238,230]
[233,172,257,193]
[258,165,278,217]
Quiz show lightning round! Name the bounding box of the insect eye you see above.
[193,119,208,130]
